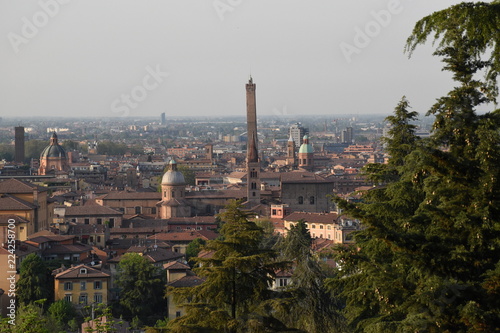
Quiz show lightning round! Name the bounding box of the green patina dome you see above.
[298,135,313,154]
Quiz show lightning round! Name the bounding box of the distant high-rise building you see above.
[341,127,354,144]
[246,77,260,207]
[15,126,25,163]
[161,112,166,125]
[289,123,308,148]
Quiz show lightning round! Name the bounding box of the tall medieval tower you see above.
[246,77,261,206]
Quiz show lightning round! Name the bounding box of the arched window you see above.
[298,196,303,204]
[310,196,315,204]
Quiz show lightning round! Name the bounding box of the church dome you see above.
[40,132,67,158]
[161,160,185,185]
[298,135,313,154]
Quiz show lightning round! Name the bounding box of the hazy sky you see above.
[0,1,481,119]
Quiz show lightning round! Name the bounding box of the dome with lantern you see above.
[161,160,185,185]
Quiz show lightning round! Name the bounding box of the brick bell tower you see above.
[246,77,261,206]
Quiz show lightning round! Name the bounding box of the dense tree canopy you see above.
[167,200,289,333]
[271,220,345,333]
[330,2,500,331]
[16,253,52,306]
[115,253,166,325]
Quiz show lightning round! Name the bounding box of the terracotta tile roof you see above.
[125,245,184,262]
[43,243,93,254]
[65,205,122,217]
[163,261,190,270]
[167,216,217,224]
[28,234,76,243]
[0,194,37,210]
[13,241,40,257]
[0,214,29,224]
[0,178,47,193]
[97,191,161,200]
[69,224,107,234]
[283,212,339,224]
[185,189,246,199]
[148,230,218,242]
[55,264,110,279]
[280,172,334,184]
[167,275,204,288]
[197,250,214,259]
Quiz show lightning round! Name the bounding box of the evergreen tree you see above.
[271,220,345,333]
[115,253,166,325]
[16,253,52,306]
[329,2,500,331]
[167,200,288,333]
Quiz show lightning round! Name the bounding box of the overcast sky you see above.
[0,0,483,119]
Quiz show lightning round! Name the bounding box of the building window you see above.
[310,196,315,204]
[298,196,303,204]
[97,218,102,225]
[97,236,101,243]
[64,294,72,302]
[84,218,90,224]
[252,192,256,197]
[279,278,288,287]
[171,191,175,198]
[151,207,156,214]
[109,218,115,228]
[320,225,323,229]
[64,282,73,291]
[80,268,87,274]
[94,294,103,303]
[251,182,257,189]
[176,311,182,318]
[327,225,331,230]
[79,295,88,305]
[196,226,202,230]
[135,206,141,214]
[80,281,86,290]
[94,281,102,290]
[312,224,316,229]
[272,209,277,215]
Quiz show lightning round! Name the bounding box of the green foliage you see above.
[83,303,120,333]
[61,140,80,151]
[115,253,166,325]
[406,1,500,102]
[186,238,206,262]
[14,302,50,333]
[16,253,52,306]
[168,200,289,333]
[330,4,500,331]
[0,143,14,161]
[48,300,77,328]
[96,140,129,155]
[25,140,48,161]
[176,164,196,186]
[271,220,345,333]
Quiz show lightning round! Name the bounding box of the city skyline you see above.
[1,1,489,119]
